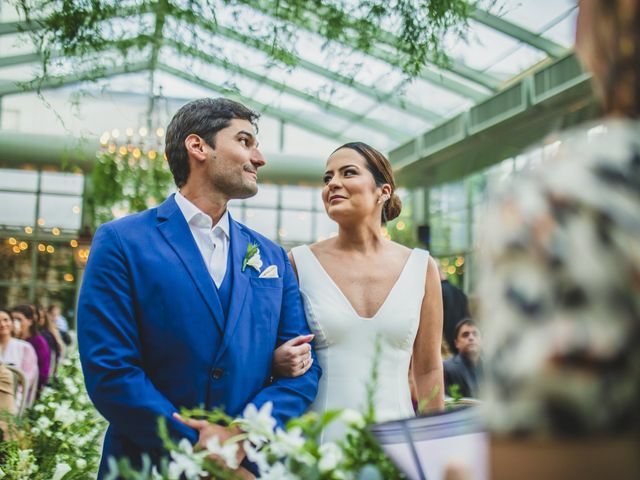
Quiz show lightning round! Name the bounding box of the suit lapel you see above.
[156,195,226,334]
[219,215,252,356]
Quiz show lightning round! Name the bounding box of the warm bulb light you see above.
[8,237,16,245]
[63,273,74,282]
[396,221,406,231]
[46,245,55,254]
[18,241,28,250]
[37,218,45,226]
[70,239,78,248]
[38,244,46,252]
[24,226,33,234]
[52,227,60,236]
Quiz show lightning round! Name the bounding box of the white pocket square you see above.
[259,265,279,278]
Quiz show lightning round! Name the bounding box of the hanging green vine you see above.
[89,137,173,227]
[12,0,472,87]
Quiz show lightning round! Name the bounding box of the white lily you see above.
[205,436,240,469]
[239,402,276,447]
[318,442,344,472]
[270,426,306,458]
[168,439,207,479]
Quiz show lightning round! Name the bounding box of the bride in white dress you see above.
[272,142,444,441]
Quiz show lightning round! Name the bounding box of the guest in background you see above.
[440,265,470,354]
[38,305,64,367]
[478,0,640,477]
[0,308,38,409]
[11,305,50,392]
[443,319,483,398]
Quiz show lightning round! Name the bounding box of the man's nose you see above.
[251,148,266,168]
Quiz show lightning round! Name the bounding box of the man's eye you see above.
[239,138,249,146]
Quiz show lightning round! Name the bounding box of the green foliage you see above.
[89,145,173,227]
[12,0,472,91]
[0,350,106,479]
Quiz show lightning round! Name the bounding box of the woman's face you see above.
[0,311,12,338]
[322,148,383,223]
[11,311,30,339]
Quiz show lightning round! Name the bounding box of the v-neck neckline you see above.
[304,245,416,320]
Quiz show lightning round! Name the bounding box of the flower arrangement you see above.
[0,350,107,479]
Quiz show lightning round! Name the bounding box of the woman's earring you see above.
[379,194,390,204]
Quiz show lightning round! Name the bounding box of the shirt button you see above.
[211,368,224,379]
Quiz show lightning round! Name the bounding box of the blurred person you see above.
[48,304,72,346]
[38,305,64,368]
[11,305,50,391]
[443,319,483,399]
[478,0,640,478]
[0,308,38,410]
[440,265,470,354]
[272,142,444,442]
[48,304,69,333]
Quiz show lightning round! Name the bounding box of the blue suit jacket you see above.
[78,195,321,476]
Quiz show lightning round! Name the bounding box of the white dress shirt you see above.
[175,191,230,288]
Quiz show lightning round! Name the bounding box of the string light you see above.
[8,238,16,245]
[70,239,78,248]
[63,273,74,282]
[38,244,46,252]
[52,227,60,236]
[46,245,55,254]
[396,221,406,231]
[24,226,33,234]
[37,218,45,226]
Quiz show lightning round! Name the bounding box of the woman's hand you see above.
[272,334,314,378]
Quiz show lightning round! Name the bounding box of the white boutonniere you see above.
[242,243,263,273]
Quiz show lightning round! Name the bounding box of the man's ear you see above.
[184,134,209,164]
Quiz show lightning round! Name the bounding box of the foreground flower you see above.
[270,426,306,458]
[51,462,72,480]
[205,436,240,469]
[341,408,365,429]
[318,442,344,472]
[168,439,207,479]
[238,402,276,447]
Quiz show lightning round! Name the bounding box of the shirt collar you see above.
[175,191,230,239]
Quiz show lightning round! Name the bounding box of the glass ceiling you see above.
[0,0,577,161]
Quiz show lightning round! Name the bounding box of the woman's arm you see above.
[412,256,445,412]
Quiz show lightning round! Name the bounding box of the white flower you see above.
[260,461,300,480]
[270,427,305,458]
[51,462,72,480]
[76,458,87,470]
[37,415,52,430]
[243,440,270,473]
[239,402,276,447]
[54,401,76,426]
[246,249,263,272]
[340,409,365,429]
[168,439,207,480]
[205,436,240,469]
[33,404,45,412]
[318,442,343,472]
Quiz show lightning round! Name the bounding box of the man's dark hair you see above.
[164,98,260,188]
[454,318,477,339]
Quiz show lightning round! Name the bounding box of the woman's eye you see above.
[344,169,356,176]
[323,175,332,184]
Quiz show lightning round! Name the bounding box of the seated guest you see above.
[0,308,38,409]
[443,319,482,398]
[38,305,64,367]
[11,305,50,392]
[47,304,71,346]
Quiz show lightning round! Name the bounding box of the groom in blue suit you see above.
[78,98,320,477]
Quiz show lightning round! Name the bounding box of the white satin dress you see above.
[291,245,429,442]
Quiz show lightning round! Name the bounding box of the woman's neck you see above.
[0,334,11,350]
[335,219,385,254]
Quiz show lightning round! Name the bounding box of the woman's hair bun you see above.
[384,193,402,223]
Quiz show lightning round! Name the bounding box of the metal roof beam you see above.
[0,61,150,96]
[184,14,444,124]
[237,0,494,99]
[0,52,41,68]
[165,39,408,142]
[157,63,352,143]
[470,8,567,57]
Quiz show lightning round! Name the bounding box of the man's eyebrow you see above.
[236,130,255,139]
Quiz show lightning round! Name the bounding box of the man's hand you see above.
[272,334,314,378]
[173,413,246,468]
